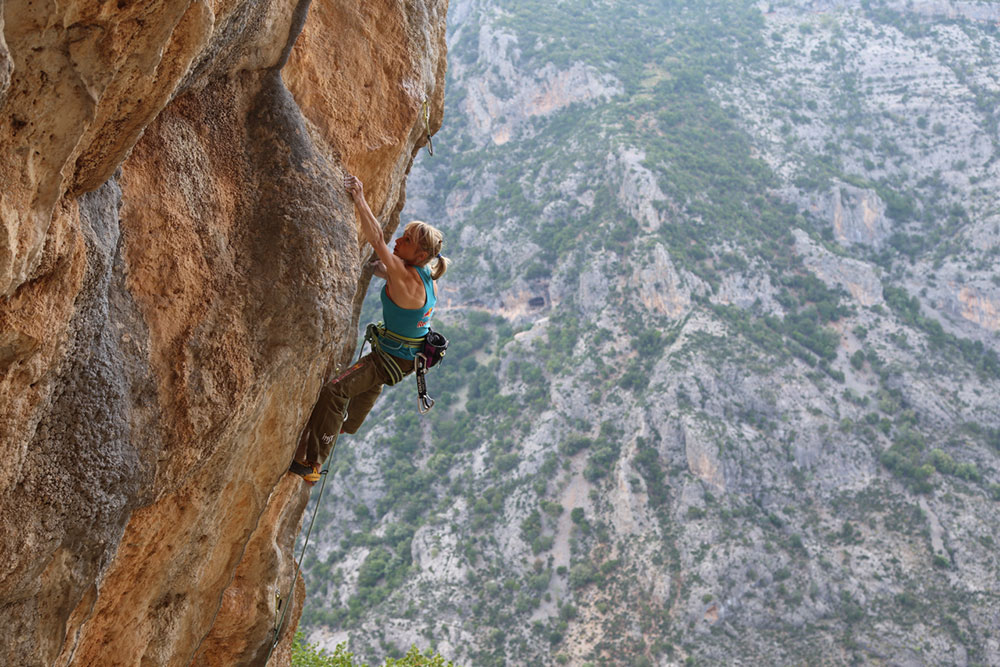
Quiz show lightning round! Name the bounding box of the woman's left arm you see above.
[345,174,407,283]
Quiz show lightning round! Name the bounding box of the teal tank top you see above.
[378,265,436,359]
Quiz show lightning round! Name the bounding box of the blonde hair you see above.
[404,220,449,280]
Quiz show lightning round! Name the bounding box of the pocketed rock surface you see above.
[0,1,448,664]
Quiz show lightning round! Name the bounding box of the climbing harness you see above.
[364,322,448,412]
[265,457,331,664]
[364,322,417,385]
[422,99,434,157]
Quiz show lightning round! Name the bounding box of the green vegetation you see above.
[879,426,936,494]
[712,270,849,378]
[291,634,458,667]
[298,1,1000,664]
[883,286,1000,379]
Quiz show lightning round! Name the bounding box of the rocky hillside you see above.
[299,1,1000,665]
[0,1,447,665]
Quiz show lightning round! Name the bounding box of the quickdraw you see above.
[415,354,434,413]
[422,99,434,157]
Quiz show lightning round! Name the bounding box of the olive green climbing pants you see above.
[300,351,414,465]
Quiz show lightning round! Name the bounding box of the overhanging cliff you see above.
[0,0,448,664]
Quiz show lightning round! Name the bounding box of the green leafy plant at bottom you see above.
[291,632,460,667]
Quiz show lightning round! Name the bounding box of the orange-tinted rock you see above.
[0,0,448,664]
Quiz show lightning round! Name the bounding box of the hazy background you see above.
[298,1,1000,664]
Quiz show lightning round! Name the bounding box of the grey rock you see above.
[629,242,693,318]
[609,147,669,232]
[796,182,892,249]
[0,16,10,105]
[457,21,622,147]
[793,229,885,305]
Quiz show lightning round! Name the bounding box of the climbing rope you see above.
[265,341,374,663]
[263,319,440,660]
[264,457,333,664]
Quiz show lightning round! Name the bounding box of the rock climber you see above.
[289,173,450,483]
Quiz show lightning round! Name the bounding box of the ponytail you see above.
[431,254,449,280]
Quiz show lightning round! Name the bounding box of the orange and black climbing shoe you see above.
[289,460,322,485]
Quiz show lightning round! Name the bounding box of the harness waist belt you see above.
[365,323,424,385]
[377,326,426,348]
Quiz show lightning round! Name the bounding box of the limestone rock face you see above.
[825,183,891,248]
[629,243,693,319]
[791,182,892,249]
[793,230,884,307]
[611,147,669,233]
[0,0,448,665]
[454,21,621,147]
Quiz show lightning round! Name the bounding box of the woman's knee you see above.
[319,382,352,416]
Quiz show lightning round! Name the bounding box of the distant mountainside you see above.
[301,1,1000,664]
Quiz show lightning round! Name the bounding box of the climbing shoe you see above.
[289,460,322,485]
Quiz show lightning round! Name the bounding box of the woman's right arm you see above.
[368,257,387,278]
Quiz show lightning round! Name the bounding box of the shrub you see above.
[521,510,542,545]
[637,329,667,359]
[686,506,706,520]
[619,364,650,391]
[496,453,519,472]
[357,547,392,589]
[561,436,593,456]
[541,500,564,517]
[953,462,979,481]
[928,449,956,475]
[532,535,555,555]
[569,562,598,589]
[584,441,622,481]
[291,635,460,666]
